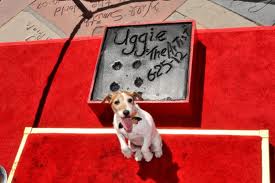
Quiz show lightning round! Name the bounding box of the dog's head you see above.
[102,91,143,119]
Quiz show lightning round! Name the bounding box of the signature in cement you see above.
[231,0,274,13]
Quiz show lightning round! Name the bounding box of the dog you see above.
[103,91,163,162]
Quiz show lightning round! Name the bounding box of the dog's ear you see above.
[102,94,112,104]
[132,92,143,101]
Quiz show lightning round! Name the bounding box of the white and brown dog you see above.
[103,91,163,162]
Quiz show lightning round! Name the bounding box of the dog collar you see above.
[132,116,142,122]
[118,116,142,129]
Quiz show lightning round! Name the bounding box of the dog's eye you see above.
[128,98,133,103]
[114,100,120,105]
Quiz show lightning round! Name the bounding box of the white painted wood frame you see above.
[8,128,270,183]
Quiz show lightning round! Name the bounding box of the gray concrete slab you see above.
[0,8,63,42]
[30,0,187,37]
[177,0,257,28]
[165,11,206,29]
[210,0,275,25]
[0,0,263,42]
[0,0,34,26]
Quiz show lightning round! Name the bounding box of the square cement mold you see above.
[91,21,194,100]
[88,20,197,123]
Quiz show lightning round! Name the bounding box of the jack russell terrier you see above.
[103,91,163,162]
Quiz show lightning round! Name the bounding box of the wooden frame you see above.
[8,128,270,183]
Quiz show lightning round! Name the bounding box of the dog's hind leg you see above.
[151,133,163,158]
[128,141,143,161]
[128,141,138,152]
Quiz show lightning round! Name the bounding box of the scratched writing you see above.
[113,24,190,82]
[30,0,179,37]
[213,0,275,26]
[53,0,115,17]
[92,22,192,100]
[129,4,147,16]
[35,0,112,11]
[231,0,274,13]
[90,0,112,9]
[54,4,77,16]
[25,22,51,41]
[114,28,167,57]
[128,1,159,17]
[84,1,159,32]
[36,0,59,9]
[84,9,123,27]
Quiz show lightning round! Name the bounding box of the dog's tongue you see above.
[121,118,133,133]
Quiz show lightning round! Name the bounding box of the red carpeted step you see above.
[1,27,275,176]
[0,38,102,173]
[12,134,261,183]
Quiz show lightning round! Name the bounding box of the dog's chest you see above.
[127,130,142,139]
[122,130,144,146]
[120,125,143,139]
[119,120,147,141]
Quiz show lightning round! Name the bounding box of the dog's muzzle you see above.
[120,117,142,133]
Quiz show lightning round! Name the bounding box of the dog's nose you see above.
[123,110,130,117]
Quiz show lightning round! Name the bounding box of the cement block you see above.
[90,22,194,101]
[165,11,206,29]
[177,0,257,28]
[0,9,62,42]
[211,0,275,25]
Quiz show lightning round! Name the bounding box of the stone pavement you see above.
[211,0,275,26]
[0,0,262,42]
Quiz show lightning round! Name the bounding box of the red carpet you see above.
[13,134,261,183]
[198,27,275,133]
[0,26,274,180]
[0,38,101,173]
[0,40,63,174]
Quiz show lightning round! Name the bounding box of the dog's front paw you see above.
[135,150,143,161]
[155,150,163,158]
[121,147,132,158]
[143,151,153,162]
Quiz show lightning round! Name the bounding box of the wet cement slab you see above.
[91,22,193,101]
